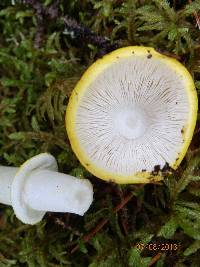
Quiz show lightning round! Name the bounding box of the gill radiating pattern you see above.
[76,56,189,175]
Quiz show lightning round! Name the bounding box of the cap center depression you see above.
[113,105,148,140]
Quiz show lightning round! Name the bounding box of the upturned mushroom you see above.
[0,153,93,224]
[66,46,198,184]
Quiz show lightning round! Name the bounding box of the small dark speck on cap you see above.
[161,162,170,172]
[132,51,134,54]
[154,165,161,172]
[151,164,161,175]
[147,50,150,53]
[86,163,89,166]
[147,54,152,59]
[116,56,119,59]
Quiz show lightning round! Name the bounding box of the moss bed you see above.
[0,0,200,266]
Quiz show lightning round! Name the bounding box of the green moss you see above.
[0,0,200,266]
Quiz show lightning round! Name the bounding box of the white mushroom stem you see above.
[23,169,93,215]
[0,153,93,224]
[0,166,18,205]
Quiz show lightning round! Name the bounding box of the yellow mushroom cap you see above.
[65,46,198,184]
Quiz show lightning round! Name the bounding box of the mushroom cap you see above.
[11,153,58,224]
[66,46,198,184]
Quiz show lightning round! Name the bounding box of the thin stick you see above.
[148,253,162,267]
[188,0,200,30]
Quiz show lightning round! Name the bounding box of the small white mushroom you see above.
[0,153,93,225]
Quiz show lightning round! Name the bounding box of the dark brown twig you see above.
[23,0,60,48]
[188,0,200,30]
[63,16,118,57]
[115,186,129,235]
[148,253,162,267]
[70,192,134,253]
